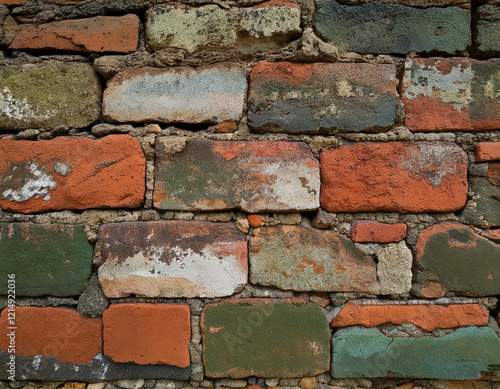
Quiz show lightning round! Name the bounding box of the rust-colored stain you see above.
[298,256,325,274]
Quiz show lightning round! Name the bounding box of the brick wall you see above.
[0,0,499,388]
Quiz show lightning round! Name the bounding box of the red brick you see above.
[9,15,139,53]
[320,142,468,213]
[402,58,500,131]
[247,214,263,228]
[475,142,500,162]
[330,302,489,332]
[103,303,191,367]
[351,220,407,243]
[0,307,102,364]
[0,135,145,213]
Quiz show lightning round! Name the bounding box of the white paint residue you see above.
[1,87,56,121]
[32,355,42,370]
[100,244,246,297]
[2,162,57,202]
[404,143,462,187]
[403,61,474,110]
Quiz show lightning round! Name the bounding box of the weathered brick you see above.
[476,142,500,162]
[102,63,247,124]
[351,220,407,243]
[146,1,301,53]
[320,142,468,213]
[474,4,500,57]
[99,221,247,298]
[154,139,319,212]
[314,0,470,54]
[413,222,500,297]
[248,62,399,133]
[0,62,101,130]
[462,163,500,227]
[201,300,330,378]
[249,225,378,293]
[402,58,500,131]
[0,307,101,364]
[103,303,191,367]
[9,15,139,53]
[0,135,146,213]
[330,302,489,331]
[0,223,92,296]
[332,326,500,379]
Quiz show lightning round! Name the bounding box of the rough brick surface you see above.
[314,0,470,54]
[320,142,468,213]
[102,63,247,124]
[351,220,407,243]
[330,302,490,331]
[402,58,500,131]
[463,163,500,227]
[413,222,500,297]
[0,62,101,130]
[146,1,301,53]
[476,142,500,162]
[0,223,92,296]
[248,62,399,133]
[249,225,378,292]
[332,326,500,379]
[0,135,146,213]
[154,139,320,212]
[99,221,248,298]
[9,15,139,53]
[103,304,191,367]
[201,300,330,378]
[0,0,25,4]
[474,4,500,57]
[0,307,101,364]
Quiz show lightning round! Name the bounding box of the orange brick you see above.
[330,302,489,332]
[475,142,500,162]
[9,15,139,53]
[103,303,191,367]
[351,220,407,243]
[0,307,102,364]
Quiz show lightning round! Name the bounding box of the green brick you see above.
[201,300,330,378]
[0,223,92,296]
[314,0,470,54]
[332,326,500,379]
[475,4,500,57]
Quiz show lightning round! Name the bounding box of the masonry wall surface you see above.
[0,0,499,388]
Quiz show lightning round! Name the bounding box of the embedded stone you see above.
[320,142,468,213]
[413,222,500,297]
[0,307,101,364]
[315,0,470,54]
[330,302,490,331]
[376,241,413,295]
[0,223,92,296]
[201,300,330,378]
[476,142,500,162]
[474,4,500,57]
[402,58,500,131]
[103,304,191,367]
[146,1,301,53]
[351,220,407,243]
[0,135,146,213]
[153,139,320,212]
[249,225,378,293]
[102,63,247,124]
[465,163,500,227]
[248,62,399,133]
[9,15,139,53]
[99,221,247,298]
[332,326,500,379]
[0,62,101,130]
